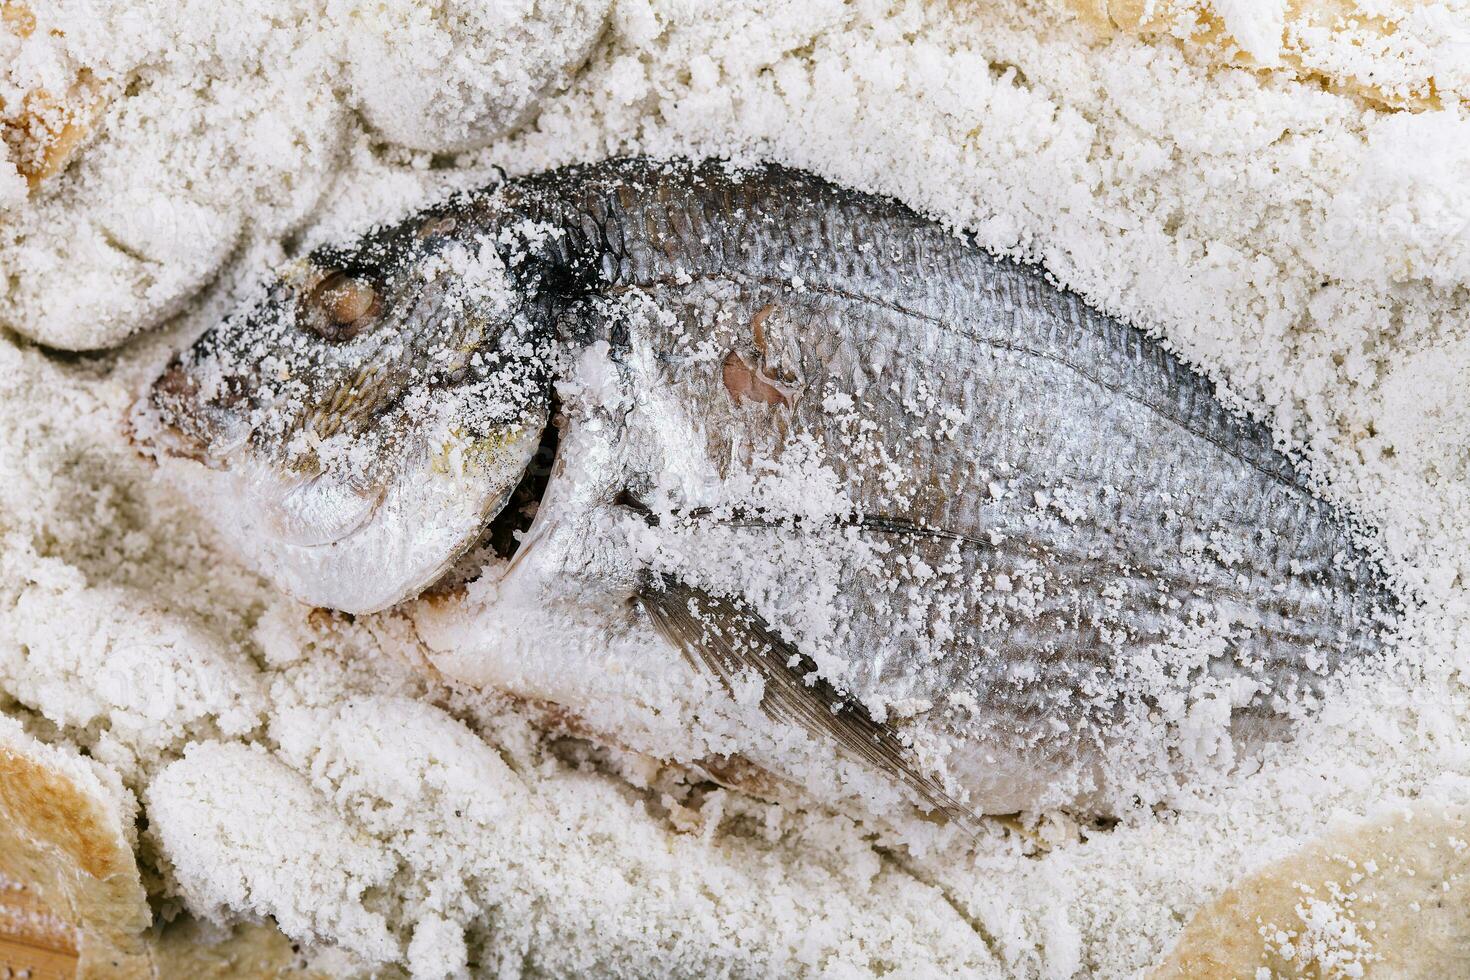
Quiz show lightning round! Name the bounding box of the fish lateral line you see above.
[612,489,993,550]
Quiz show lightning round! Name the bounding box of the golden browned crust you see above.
[1153,804,1470,978]
[0,875,80,980]
[0,724,151,978]
[1056,0,1452,110]
[0,1,107,190]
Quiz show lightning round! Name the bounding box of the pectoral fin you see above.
[637,574,979,833]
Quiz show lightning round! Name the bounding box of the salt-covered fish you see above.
[134,158,1394,822]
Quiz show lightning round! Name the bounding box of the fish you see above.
[133,157,1396,824]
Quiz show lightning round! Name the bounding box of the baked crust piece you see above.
[0,721,150,978]
[0,1,107,191]
[1154,804,1470,978]
[1059,0,1461,110]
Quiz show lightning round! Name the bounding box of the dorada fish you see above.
[135,158,1396,826]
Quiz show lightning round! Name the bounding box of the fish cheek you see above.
[417,414,553,588]
[261,471,383,548]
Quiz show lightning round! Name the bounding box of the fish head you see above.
[133,203,553,613]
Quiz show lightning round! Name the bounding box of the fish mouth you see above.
[132,350,400,552]
[132,414,248,471]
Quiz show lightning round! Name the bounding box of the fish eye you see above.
[305,271,381,341]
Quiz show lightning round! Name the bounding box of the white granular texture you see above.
[333,0,612,152]
[146,741,399,964]
[3,0,1470,976]
[1265,894,1379,977]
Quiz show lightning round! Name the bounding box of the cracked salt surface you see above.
[4,0,1470,975]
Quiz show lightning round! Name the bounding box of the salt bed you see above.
[4,0,1470,976]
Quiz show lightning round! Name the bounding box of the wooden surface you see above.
[0,877,78,979]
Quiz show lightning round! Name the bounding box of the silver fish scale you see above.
[494,159,1390,751]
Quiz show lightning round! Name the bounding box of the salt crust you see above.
[0,0,605,349]
[3,0,1470,976]
[335,0,612,153]
[1061,0,1470,110]
[0,715,151,976]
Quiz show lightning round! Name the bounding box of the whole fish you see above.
[135,158,1394,822]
